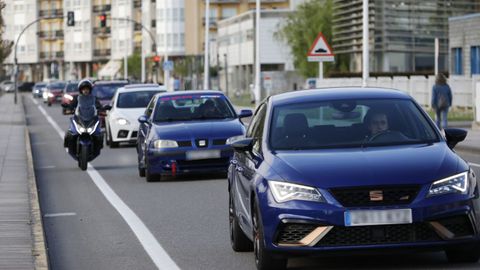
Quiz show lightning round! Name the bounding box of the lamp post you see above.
[224,53,228,97]
[254,0,261,105]
[362,0,369,87]
[204,0,210,90]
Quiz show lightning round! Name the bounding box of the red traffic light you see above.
[153,55,161,62]
[99,14,107,27]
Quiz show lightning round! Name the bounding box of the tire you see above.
[48,102,52,107]
[446,244,480,263]
[229,194,253,252]
[253,202,287,270]
[145,162,160,182]
[78,144,88,171]
[105,127,110,146]
[138,167,146,177]
[108,127,119,148]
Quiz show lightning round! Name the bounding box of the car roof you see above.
[270,87,411,106]
[117,84,166,93]
[94,80,129,85]
[154,90,224,98]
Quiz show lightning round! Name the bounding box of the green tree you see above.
[121,52,141,80]
[276,0,347,78]
[0,1,13,66]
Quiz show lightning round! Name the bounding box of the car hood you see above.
[270,143,463,189]
[112,108,145,123]
[152,119,245,140]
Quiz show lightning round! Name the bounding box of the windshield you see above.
[65,82,78,93]
[153,94,236,122]
[269,98,439,150]
[117,91,159,108]
[93,83,127,100]
[34,83,46,89]
[49,82,66,90]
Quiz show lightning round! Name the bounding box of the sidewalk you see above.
[448,121,480,154]
[0,93,48,270]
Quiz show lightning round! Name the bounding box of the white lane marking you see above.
[38,165,56,169]
[32,97,180,270]
[469,162,480,168]
[32,98,38,105]
[44,212,77,218]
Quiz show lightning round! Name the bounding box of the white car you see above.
[105,84,166,148]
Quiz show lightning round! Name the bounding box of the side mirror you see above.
[230,137,254,152]
[239,109,253,118]
[444,128,467,149]
[138,115,149,124]
[103,105,112,111]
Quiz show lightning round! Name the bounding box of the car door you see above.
[234,103,267,230]
[137,96,156,158]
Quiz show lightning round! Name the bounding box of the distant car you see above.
[228,87,479,270]
[45,81,66,106]
[0,80,14,93]
[105,84,166,148]
[61,81,79,114]
[17,81,35,92]
[136,90,252,182]
[92,80,129,128]
[32,82,47,98]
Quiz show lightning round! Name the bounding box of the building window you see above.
[180,33,184,47]
[221,8,236,19]
[173,33,178,47]
[180,8,184,21]
[167,33,172,47]
[453,48,462,75]
[158,34,164,46]
[471,46,480,75]
[172,8,178,21]
[158,8,163,22]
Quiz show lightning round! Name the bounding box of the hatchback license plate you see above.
[344,209,412,227]
[186,150,220,160]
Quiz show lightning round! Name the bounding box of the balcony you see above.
[39,9,64,18]
[134,0,141,8]
[94,49,111,57]
[92,4,111,13]
[134,24,142,31]
[93,27,111,36]
[39,51,64,60]
[209,0,241,3]
[38,30,64,40]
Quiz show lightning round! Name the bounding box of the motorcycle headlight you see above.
[116,118,130,125]
[78,126,86,133]
[87,127,94,134]
[153,139,178,148]
[268,180,325,203]
[428,172,469,197]
[64,94,74,101]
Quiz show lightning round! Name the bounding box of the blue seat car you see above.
[136,90,252,182]
[228,88,479,270]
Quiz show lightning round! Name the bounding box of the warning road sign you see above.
[307,32,334,62]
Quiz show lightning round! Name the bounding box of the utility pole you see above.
[204,0,210,90]
[224,53,228,97]
[254,0,261,105]
[362,0,369,87]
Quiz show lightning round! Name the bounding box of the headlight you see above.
[64,94,74,101]
[78,126,86,133]
[116,118,130,125]
[268,180,325,203]
[153,139,178,148]
[87,127,94,133]
[48,92,54,97]
[428,172,469,197]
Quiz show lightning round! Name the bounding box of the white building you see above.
[217,10,294,93]
[156,0,185,57]
[4,0,40,81]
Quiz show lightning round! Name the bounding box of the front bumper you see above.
[110,123,139,143]
[146,146,233,176]
[256,182,480,254]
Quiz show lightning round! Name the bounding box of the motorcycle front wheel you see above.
[78,144,88,171]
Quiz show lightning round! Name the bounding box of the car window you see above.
[269,98,439,150]
[152,94,236,122]
[145,97,156,117]
[249,104,267,154]
[93,83,128,99]
[49,82,66,89]
[117,91,159,109]
[65,83,78,93]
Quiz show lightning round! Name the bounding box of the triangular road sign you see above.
[307,32,334,62]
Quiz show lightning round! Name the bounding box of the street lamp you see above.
[254,0,261,105]
[204,0,210,90]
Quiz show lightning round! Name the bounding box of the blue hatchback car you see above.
[228,88,479,270]
[136,90,252,182]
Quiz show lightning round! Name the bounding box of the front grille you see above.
[276,223,318,244]
[213,139,226,145]
[316,223,440,247]
[177,140,192,147]
[330,186,420,207]
[438,215,474,237]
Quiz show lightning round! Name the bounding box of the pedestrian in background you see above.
[431,73,452,130]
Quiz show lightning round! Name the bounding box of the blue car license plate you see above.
[186,150,220,160]
[344,209,412,227]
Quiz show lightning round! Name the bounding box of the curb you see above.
[23,95,50,270]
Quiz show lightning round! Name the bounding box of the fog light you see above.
[117,130,129,138]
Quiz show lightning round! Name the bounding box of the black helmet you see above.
[78,79,93,95]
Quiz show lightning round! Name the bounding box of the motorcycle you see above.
[63,104,104,171]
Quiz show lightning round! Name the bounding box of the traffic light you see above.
[67,11,75,27]
[99,13,107,28]
[153,55,161,70]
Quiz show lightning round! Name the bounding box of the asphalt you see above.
[0,91,478,270]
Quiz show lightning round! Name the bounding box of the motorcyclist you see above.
[63,79,103,149]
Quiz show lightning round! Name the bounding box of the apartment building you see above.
[333,0,480,73]
[449,13,480,76]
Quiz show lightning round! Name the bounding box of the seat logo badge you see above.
[369,190,383,201]
[199,140,206,147]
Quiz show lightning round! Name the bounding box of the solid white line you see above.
[44,212,76,218]
[32,97,180,270]
[38,165,56,169]
[470,162,480,168]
